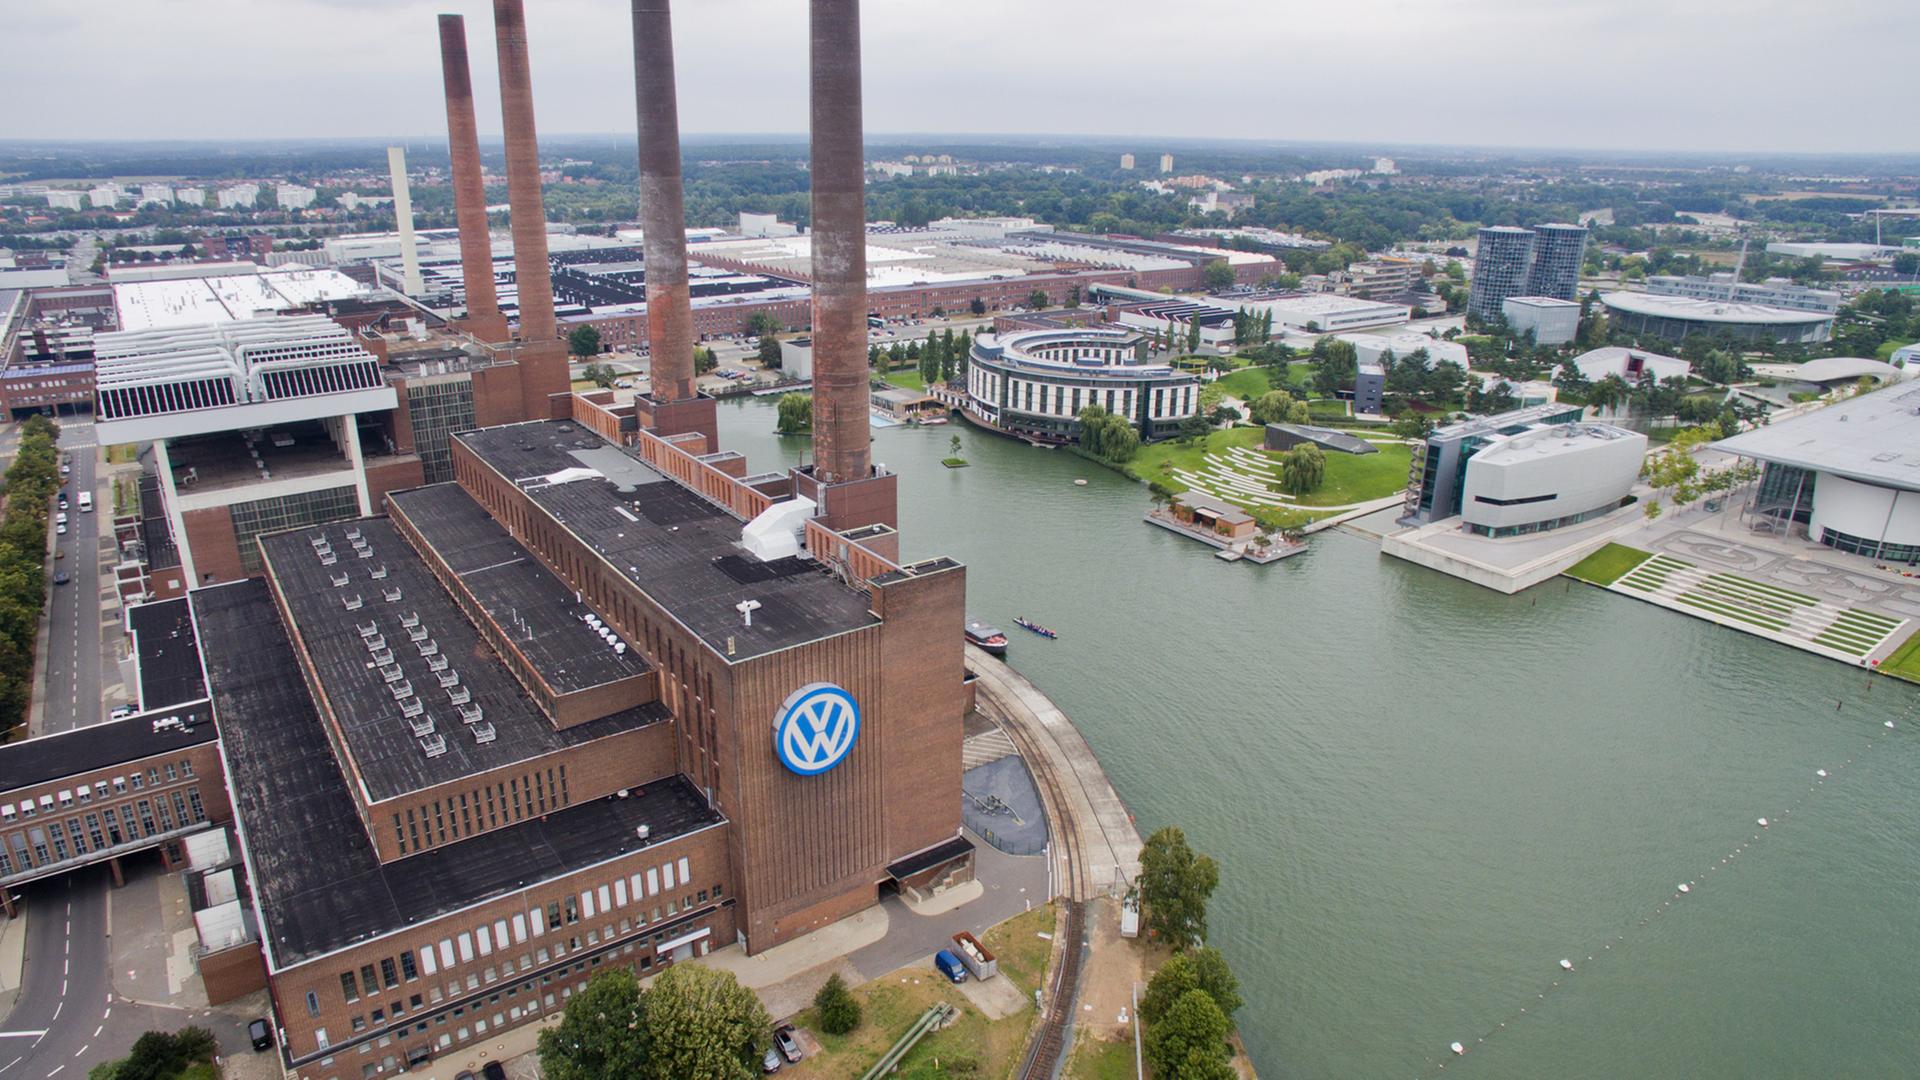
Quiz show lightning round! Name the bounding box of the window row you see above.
[391,764,568,855]
[0,789,206,876]
[2,759,196,821]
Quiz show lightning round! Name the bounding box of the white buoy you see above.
[1560,959,1574,971]
[1073,478,1089,486]
[1885,720,1896,729]
[1816,769,1828,778]
[1451,1042,1466,1056]
[1757,817,1768,827]
[1678,883,1691,894]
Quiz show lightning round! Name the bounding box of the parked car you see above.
[934,949,969,983]
[110,704,136,719]
[53,571,69,586]
[481,1064,506,1080]
[56,523,66,535]
[774,1025,802,1064]
[454,1072,476,1080]
[761,1047,783,1073]
[248,1018,273,1052]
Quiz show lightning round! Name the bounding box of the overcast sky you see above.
[4,0,1913,155]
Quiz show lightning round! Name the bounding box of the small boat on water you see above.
[964,619,1009,656]
[1014,617,1057,639]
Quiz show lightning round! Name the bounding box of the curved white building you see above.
[1599,291,1833,344]
[1458,423,1647,537]
[965,328,1197,442]
[1717,382,1920,564]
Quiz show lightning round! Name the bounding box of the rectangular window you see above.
[400,951,418,981]
[419,946,437,976]
[306,991,320,1018]
[437,940,454,970]
[477,925,492,956]
[381,958,399,988]
[342,973,360,1003]
[677,857,690,886]
[580,890,595,920]
[512,914,527,943]
[614,879,628,908]
[596,885,610,914]
[646,868,658,897]
[457,933,474,963]
[361,965,379,998]
[495,919,510,951]
[661,862,674,891]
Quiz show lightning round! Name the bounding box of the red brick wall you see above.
[363,458,425,514]
[470,365,526,429]
[180,508,245,586]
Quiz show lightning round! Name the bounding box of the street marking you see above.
[0,1034,46,1040]
[0,1055,20,1074]
[69,1049,82,1059]
[46,1067,62,1077]
[57,981,64,997]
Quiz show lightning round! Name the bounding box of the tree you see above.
[582,362,616,388]
[758,335,784,370]
[1248,390,1299,426]
[1186,318,1202,355]
[1311,338,1357,398]
[1144,989,1234,1080]
[775,393,813,434]
[1140,947,1242,1027]
[1390,413,1434,441]
[643,965,770,1080]
[1177,414,1212,444]
[538,969,650,1080]
[1201,258,1236,292]
[1138,826,1220,948]
[746,312,783,339]
[813,973,862,1036]
[1280,444,1326,495]
[568,325,602,359]
[694,346,718,375]
[969,296,987,316]
[1028,289,1050,311]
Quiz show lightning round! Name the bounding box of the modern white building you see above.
[964,328,1196,442]
[93,316,400,586]
[216,184,260,210]
[175,187,206,208]
[138,185,174,207]
[1457,423,1647,537]
[1646,273,1840,314]
[1891,342,1920,370]
[88,184,122,209]
[276,184,317,210]
[1501,296,1581,345]
[1224,293,1410,333]
[1336,330,1468,369]
[45,190,85,211]
[1717,382,1920,564]
[737,212,798,238]
[1570,346,1691,386]
[1599,291,1833,344]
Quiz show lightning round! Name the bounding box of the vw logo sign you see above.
[773,683,861,776]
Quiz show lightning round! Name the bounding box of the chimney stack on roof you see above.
[807,0,871,485]
[490,0,568,415]
[631,0,696,406]
[437,14,506,343]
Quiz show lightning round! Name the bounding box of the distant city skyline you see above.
[4,0,1915,155]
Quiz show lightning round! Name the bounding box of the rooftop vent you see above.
[357,622,380,639]
[370,565,389,580]
[371,648,394,666]
[419,733,446,757]
[425,654,449,672]
[409,715,435,738]
[471,722,496,745]
[436,670,460,689]
[418,639,439,657]
[364,634,386,651]
[342,594,364,611]
[447,685,471,706]
[330,572,350,588]
[458,703,483,725]
[382,587,403,603]
[399,612,421,629]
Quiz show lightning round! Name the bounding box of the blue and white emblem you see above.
[773,683,861,776]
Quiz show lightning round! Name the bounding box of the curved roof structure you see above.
[1787,356,1911,385]
[1599,291,1832,327]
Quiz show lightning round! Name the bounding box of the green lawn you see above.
[1878,629,1920,683]
[1127,428,1411,530]
[883,368,927,393]
[1565,544,1655,586]
[1210,368,1275,401]
[1065,1034,1137,1079]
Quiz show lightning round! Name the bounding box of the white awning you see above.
[655,926,711,954]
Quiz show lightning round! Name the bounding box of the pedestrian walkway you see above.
[963,728,1018,770]
[1613,552,1909,661]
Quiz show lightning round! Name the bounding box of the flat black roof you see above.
[455,422,879,660]
[0,705,216,795]
[257,517,668,804]
[191,580,724,970]
[387,484,654,695]
[127,597,205,710]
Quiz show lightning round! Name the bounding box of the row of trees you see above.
[1136,826,1239,1079]
[539,965,771,1080]
[0,415,60,736]
[1641,421,1760,520]
[1229,307,1274,345]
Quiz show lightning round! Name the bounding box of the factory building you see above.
[1598,292,1834,344]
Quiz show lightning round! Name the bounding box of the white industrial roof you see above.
[1715,382,1920,491]
[1471,423,1642,466]
[114,269,365,332]
[1600,291,1832,326]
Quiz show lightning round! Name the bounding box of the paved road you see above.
[40,421,105,736]
[0,865,251,1079]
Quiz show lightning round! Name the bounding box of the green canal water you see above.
[716,399,1920,1079]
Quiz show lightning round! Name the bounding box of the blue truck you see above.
[933,949,969,983]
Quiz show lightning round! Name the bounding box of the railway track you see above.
[994,698,1090,1080]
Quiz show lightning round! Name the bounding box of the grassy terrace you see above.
[1564,543,1654,586]
[1882,630,1920,683]
[1127,427,1412,530]
[882,368,927,393]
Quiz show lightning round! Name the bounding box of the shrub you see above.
[813,973,862,1035]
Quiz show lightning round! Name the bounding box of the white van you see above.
[77,492,93,513]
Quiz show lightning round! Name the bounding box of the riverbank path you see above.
[967,646,1142,898]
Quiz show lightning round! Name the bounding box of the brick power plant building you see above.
[0,2,972,1075]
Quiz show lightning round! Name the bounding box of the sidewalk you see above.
[0,905,27,1018]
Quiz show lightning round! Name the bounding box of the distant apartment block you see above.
[1120,153,1135,170]
[216,184,261,209]
[1467,223,1588,323]
[45,190,85,211]
[1159,153,1175,173]
[276,184,317,210]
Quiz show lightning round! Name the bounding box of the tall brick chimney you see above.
[807,0,871,486]
[491,0,568,416]
[437,14,507,343]
[630,0,717,447]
